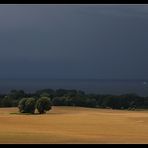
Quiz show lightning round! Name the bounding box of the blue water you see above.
[0,79,148,96]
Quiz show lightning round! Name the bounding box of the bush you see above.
[36,97,52,114]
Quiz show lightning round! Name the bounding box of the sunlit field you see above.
[0,106,148,144]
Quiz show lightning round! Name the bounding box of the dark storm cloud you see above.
[0,4,148,79]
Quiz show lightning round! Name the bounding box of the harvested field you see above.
[0,107,148,144]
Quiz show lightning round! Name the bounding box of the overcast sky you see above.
[0,4,148,79]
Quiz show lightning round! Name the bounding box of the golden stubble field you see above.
[0,106,148,144]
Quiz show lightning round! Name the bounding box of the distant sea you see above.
[0,79,148,96]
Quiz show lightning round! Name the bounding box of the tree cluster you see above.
[18,97,52,114]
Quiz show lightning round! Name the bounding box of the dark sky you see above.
[0,4,148,79]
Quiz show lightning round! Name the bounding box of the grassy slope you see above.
[0,106,148,144]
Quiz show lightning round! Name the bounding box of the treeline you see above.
[0,89,148,110]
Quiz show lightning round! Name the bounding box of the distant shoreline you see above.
[0,79,148,96]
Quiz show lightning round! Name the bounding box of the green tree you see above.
[18,98,36,114]
[36,97,52,114]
